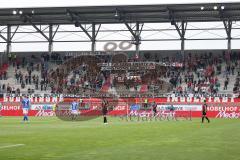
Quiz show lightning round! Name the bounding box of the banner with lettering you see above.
[0,96,240,118]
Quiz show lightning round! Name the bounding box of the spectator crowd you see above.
[1,51,240,97]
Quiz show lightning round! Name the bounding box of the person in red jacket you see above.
[202,100,210,123]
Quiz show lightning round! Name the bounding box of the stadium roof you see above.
[1,3,240,25]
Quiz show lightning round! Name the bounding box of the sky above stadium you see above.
[0,0,239,8]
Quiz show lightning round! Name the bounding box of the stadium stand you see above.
[0,50,239,96]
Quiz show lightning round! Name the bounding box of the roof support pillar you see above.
[223,20,232,52]
[135,22,140,56]
[6,25,11,55]
[91,23,96,53]
[48,24,53,54]
[173,21,187,62]
[181,21,187,60]
[125,22,143,58]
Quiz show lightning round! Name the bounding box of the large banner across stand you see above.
[0,95,240,118]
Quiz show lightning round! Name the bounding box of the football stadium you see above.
[0,0,240,159]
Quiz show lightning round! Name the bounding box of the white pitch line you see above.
[0,144,25,149]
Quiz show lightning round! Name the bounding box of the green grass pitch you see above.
[0,117,239,160]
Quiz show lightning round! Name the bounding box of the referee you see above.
[102,98,108,124]
[202,100,210,123]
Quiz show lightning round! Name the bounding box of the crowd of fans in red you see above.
[1,51,240,96]
[167,51,240,95]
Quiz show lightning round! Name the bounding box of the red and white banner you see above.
[0,97,240,118]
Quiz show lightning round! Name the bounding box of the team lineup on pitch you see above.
[14,95,212,123]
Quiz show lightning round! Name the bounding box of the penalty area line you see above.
[0,144,25,149]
